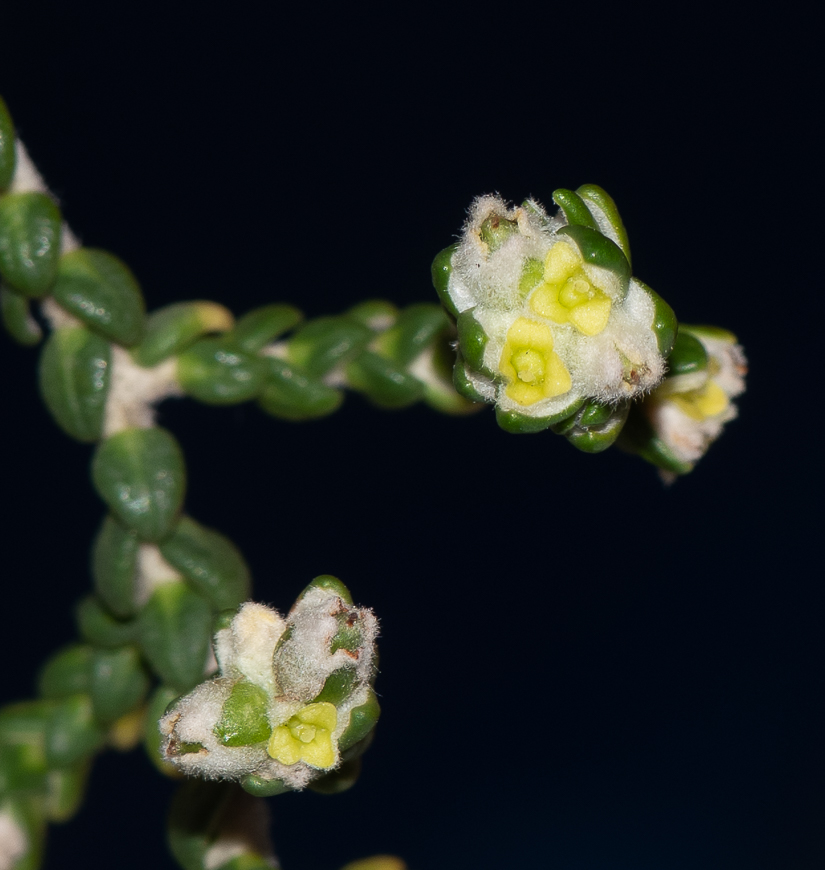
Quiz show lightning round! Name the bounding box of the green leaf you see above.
[563,402,630,454]
[287,317,372,377]
[52,248,145,346]
[0,192,61,297]
[338,691,380,752]
[667,329,709,375]
[431,244,459,318]
[494,396,584,434]
[375,303,449,366]
[635,279,677,357]
[144,685,183,777]
[239,774,292,797]
[345,351,423,408]
[44,695,105,767]
[91,427,186,541]
[177,337,266,405]
[92,514,142,618]
[308,756,361,794]
[132,301,234,367]
[452,354,490,405]
[214,681,271,747]
[0,95,16,191]
[44,761,90,823]
[76,595,137,648]
[576,184,632,265]
[258,356,343,420]
[0,285,42,345]
[159,516,251,611]
[297,574,353,604]
[232,303,303,352]
[313,668,358,706]
[558,224,631,289]
[89,646,149,724]
[552,188,599,231]
[137,582,213,692]
[455,311,489,374]
[38,325,110,442]
[38,646,93,700]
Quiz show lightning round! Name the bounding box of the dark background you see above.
[0,6,819,869]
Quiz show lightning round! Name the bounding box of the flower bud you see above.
[619,325,747,480]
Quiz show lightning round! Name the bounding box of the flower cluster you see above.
[160,576,379,795]
[432,186,677,449]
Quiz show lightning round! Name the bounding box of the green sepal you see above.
[287,317,372,377]
[91,427,186,542]
[132,301,234,367]
[635,279,677,357]
[239,774,292,797]
[144,685,184,778]
[92,514,141,618]
[375,303,449,366]
[452,354,491,405]
[495,395,584,434]
[617,407,693,476]
[308,756,362,795]
[177,336,266,405]
[76,595,137,648]
[214,681,271,747]
[297,575,353,604]
[38,645,93,700]
[38,325,110,442]
[338,691,380,753]
[0,285,42,345]
[0,192,62,297]
[44,760,90,823]
[345,350,423,408]
[576,184,631,265]
[552,188,599,231]
[667,329,709,376]
[52,248,145,346]
[313,668,358,706]
[431,244,459,318]
[0,96,16,190]
[159,516,251,611]
[455,310,489,374]
[44,695,105,767]
[89,646,150,724]
[137,582,214,693]
[557,224,631,289]
[258,356,343,420]
[232,303,303,352]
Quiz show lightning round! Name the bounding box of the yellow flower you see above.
[528,241,612,336]
[267,702,337,769]
[499,317,571,406]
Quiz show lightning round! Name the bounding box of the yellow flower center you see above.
[670,379,729,421]
[499,318,571,406]
[267,702,337,769]
[528,241,612,336]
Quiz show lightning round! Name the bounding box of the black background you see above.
[0,6,820,869]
